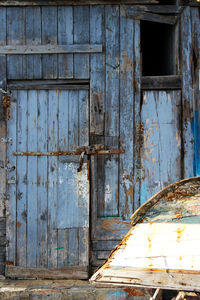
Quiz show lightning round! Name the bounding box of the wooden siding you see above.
[6,89,89,276]
[0,5,199,274]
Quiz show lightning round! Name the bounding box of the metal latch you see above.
[1,137,12,143]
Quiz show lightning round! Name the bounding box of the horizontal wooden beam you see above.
[141,75,182,90]
[126,7,178,24]
[134,5,182,14]
[0,0,158,6]
[6,265,88,279]
[0,44,102,55]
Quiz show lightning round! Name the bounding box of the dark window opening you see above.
[141,21,176,76]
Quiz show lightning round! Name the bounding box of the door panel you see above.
[6,88,89,278]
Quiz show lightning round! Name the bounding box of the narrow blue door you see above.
[6,87,89,279]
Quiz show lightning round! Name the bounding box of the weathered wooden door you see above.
[6,86,89,279]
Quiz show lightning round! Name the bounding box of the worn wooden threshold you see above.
[6,265,88,279]
[141,75,182,90]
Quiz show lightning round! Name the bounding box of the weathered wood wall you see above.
[0,4,199,274]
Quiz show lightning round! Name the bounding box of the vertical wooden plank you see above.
[26,7,42,79]
[104,5,120,217]
[133,20,141,210]
[41,7,57,79]
[74,6,90,79]
[37,90,48,268]
[181,7,194,178]
[191,8,200,176]
[140,91,182,204]
[47,90,58,268]
[0,8,6,219]
[79,90,89,146]
[27,90,37,267]
[58,6,73,79]
[68,90,79,150]
[7,7,25,79]
[58,90,69,151]
[6,90,17,266]
[68,228,79,266]
[119,6,134,219]
[57,229,68,267]
[79,228,89,267]
[90,5,105,135]
[16,90,27,267]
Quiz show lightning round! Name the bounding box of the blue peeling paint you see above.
[192,110,200,176]
[107,290,127,299]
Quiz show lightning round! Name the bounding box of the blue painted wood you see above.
[58,90,69,151]
[79,90,89,146]
[79,228,89,266]
[26,7,42,79]
[7,7,25,79]
[68,228,79,266]
[181,7,194,178]
[104,5,120,217]
[41,7,57,79]
[133,20,141,211]
[119,5,134,219]
[140,91,182,204]
[47,90,58,268]
[68,90,79,150]
[16,90,27,267]
[0,8,6,46]
[27,90,38,267]
[74,6,90,79]
[58,6,73,79]
[57,229,68,267]
[6,90,17,265]
[37,90,48,267]
[191,8,200,177]
[90,5,105,135]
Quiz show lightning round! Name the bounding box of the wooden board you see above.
[6,88,89,277]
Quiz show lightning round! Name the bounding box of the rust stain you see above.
[16,221,21,228]
[176,225,186,241]
[34,116,37,128]
[6,261,14,265]
[121,50,134,71]
[147,236,152,249]
[123,288,145,297]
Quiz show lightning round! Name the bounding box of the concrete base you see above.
[0,279,152,300]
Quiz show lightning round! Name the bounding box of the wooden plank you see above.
[119,5,134,219]
[90,5,105,135]
[133,20,141,210]
[27,90,38,268]
[0,1,159,6]
[79,228,89,267]
[37,90,48,268]
[92,240,120,251]
[74,6,90,79]
[57,229,68,267]
[68,228,79,266]
[140,91,182,204]
[8,80,89,88]
[126,7,177,24]
[79,90,89,146]
[191,7,200,176]
[141,75,182,90]
[16,90,27,267]
[0,44,103,55]
[6,265,88,279]
[95,218,132,240]
[41,7,57,79]
[7,7,25,79]
[131,5,182,14]
[25,7,42,79]
[104,5,120,217]
[8,83,89,90]
[47,90,58,268]
[6,90,17,266]
[0,9,6,220]
[181,7,194,178]
[58,6,73,79]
